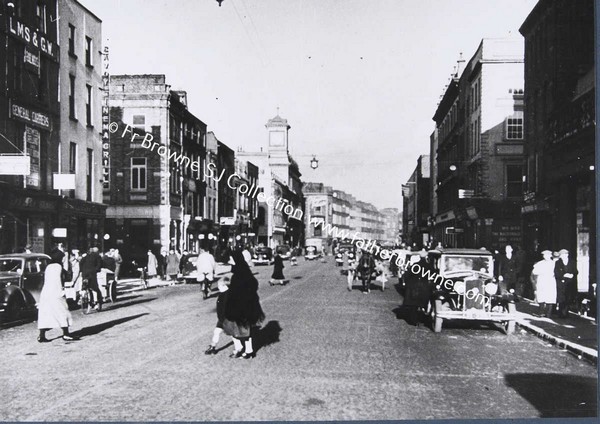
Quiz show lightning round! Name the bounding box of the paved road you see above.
[0,257,596,420]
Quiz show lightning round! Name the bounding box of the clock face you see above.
[270,131,285,146]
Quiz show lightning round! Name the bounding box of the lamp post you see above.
[310,156,319,170]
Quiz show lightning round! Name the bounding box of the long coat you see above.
[554,258,578,303]
[531,259,556,304]
[166,253,180,275]
[147,252,158,276]
[403,258,432,308]
[38,263,73,329]
[497,254,519,291]
[271,255,285,280]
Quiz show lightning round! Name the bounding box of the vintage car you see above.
[253,246,273,265]
[0,253,50,322]
[304,245,323,261]
[335,243,356,267]
[427,248,517,334]
[276,244,292,260]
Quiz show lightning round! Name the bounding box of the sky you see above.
[79,0,538,210]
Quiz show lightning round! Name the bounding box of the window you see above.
[131,158,147,191]
[313,223,322,237]
[38,60,46,101]
[36,2,47,33]
[68,24,76,56]
[85,36,93,66]
[86,149,93,201]
[69,75,76,119]
[133,115,145,131]
[13,50,22,91]
[86,84,92,126]
[506,114,524,140]
[69,142,77,173]
[506,165,523,198]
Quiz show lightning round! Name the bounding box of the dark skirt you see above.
[222,318,251,338]
[272,265,285,280]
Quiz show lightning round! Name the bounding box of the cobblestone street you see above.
[0,258,596,420]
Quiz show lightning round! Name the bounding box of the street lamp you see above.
[216,0,224,6]
[449,164,457,172]
[310,156,319,169]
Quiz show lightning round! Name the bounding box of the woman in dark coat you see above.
[224,250,265,359]
[402,250,433,326]
[270,252,285,285]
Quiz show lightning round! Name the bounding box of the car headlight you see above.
[485,282,498,296]
[454,281,465,295]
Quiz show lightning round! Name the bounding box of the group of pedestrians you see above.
[531,249,578,318]
[342,249,390,294]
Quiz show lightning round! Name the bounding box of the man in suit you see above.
[497,244,519,297]
[80,246,103,311]
[554,249,578,318]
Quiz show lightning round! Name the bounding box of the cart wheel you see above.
[432,299,443,333]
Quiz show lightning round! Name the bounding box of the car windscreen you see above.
[442,255,492,275]
[0,259,23,273]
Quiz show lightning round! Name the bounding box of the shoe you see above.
[95,304,102,312]
[37,336,50,343]
[204,345,217,355]
[62,335,78,341]
[240,352,256,359]
[229,350,243,358]
[85,305,92,314]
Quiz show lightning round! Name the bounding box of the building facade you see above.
[0,0,61,254]
[519,0,595,293]
[432,38,525,250]
[105,75,207,264]
[402,155,430,247]
[381,207,401,245]
[56,0,106,252]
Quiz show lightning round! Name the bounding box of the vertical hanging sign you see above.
[102,45,110,192]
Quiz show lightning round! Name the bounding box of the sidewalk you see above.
[117,263,233,293]
[515,299,598,363]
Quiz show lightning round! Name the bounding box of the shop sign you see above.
[25,126,40,188]
[0,155,30,175]
[53,173,76,190]
[7,17,57,60]
[9,100,51,130]
[24,47,40,72]
[102,45,110,191]
[220,217,236,226]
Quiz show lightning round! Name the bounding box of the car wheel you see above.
[431,299,443,333]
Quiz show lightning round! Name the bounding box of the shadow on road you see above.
[254,320,282,352]
[112,294,142,303]
[504,373,597,417]
[71,313,149,338]
[104,297,157,312]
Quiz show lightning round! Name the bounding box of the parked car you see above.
[276,244,292,260]
[335,243,356,266]
[253,246,273,265]
[0,253,50,322]
[428,248,517,334]
[304,245,322,261]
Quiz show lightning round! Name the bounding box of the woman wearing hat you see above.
[530,250,557,317]
[554,249,578,318]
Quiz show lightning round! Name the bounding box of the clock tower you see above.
[266,113,291,184]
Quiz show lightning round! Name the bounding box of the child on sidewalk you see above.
[204,277,238,355]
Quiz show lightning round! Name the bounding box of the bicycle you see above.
[79,278,94,314]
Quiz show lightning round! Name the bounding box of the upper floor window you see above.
[131,158,147,191]
[133,115,145,131]
[68,24,76,56]
[36,2,47,33]
[69,75,76,119]
[506,113,524,140]
[506,164,523,198]
[86,84,92,126]
[85,36,93,66]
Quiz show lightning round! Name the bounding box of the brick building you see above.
[432,38,525,250]
[402,155,430,247]
[0,0,60,254]
[519,0,595,293]
[105,75,207,264]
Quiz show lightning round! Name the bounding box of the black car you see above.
[253,247,273,265]
[0,253,50,322]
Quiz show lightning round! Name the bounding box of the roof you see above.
[265,115,290,129]
[0,253,52,259]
